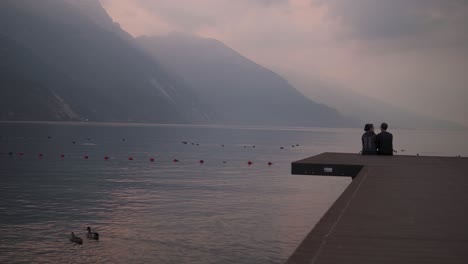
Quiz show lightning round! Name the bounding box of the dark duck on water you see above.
[86,227,99,240]
[70,232,83,245]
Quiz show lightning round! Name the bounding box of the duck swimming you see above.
[70,232,83,245]
[86,227,99,241]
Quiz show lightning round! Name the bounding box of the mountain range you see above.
[0,0,353,127]
[0,0,462,130]
[0,0,207,123]
[137,33,352,127]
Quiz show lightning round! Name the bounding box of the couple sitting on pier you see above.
[361,123,393,155]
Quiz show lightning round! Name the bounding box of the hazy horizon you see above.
[101,0,468,127]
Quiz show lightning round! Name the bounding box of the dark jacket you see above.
[361,131,377,155]
[376,131,393,155]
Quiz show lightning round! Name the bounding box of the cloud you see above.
[316,0,468,52]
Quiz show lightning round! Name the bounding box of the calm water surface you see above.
[0,123,466,263]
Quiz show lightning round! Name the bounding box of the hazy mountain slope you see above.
[287,77,465,130]
[0,34,80,121]
[0,0,208,123]
[65,0,133,41]
[137,33,353,127]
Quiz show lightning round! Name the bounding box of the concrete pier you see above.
[287,153,468,264]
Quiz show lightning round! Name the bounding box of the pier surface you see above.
[288,153,468,264]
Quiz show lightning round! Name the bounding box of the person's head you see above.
[380,123,388,132]
[364,123,374,132]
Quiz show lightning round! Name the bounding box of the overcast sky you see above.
[100,0,468,126]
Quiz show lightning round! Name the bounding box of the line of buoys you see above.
[4,152,278,166]
[180,141,205,146]
[5,138,302,158]
[243,145,258,148]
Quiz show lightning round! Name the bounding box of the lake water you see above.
[0,123,466,264]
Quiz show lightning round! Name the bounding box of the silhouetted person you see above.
[361,124,377,155]
[376,123,393,155]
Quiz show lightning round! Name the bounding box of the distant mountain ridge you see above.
[285,76,466,130]
[137,33,354,127]
[0,0,353,127]
[0,0,209,123]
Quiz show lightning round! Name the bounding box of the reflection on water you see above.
[0,123,466,263]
